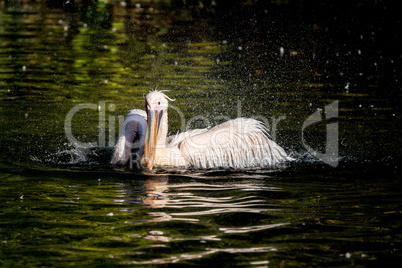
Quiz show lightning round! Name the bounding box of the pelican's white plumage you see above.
[178,118,289,168]
[112,90,291,170]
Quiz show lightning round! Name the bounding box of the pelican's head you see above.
[144,90,174,170]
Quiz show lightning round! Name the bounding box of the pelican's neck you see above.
[153,110,187,167]
[157,110,168,148]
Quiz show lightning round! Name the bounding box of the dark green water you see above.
[1,0,401,267]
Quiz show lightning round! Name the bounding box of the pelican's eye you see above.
[158,101,160,105]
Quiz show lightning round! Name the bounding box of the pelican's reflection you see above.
[141,175,169,207]
[113,175,286,264]
[126,175,287,228]
[137,175,200,223]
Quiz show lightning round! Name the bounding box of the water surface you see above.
[1,0,401,266]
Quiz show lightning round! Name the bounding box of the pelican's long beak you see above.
[144,109,163,170]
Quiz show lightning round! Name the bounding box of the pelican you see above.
[112,90,291,170]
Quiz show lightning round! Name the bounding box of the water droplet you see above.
[345,252,351,258]
[22,66,26,72]
[120,1,127,7]
[279,47,285,57]
[107,212,114,216]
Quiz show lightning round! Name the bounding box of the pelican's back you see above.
[178,118,289,169]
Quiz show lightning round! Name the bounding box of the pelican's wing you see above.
[111,136,132,165]
[167,128,209,147]
[111,110,147,165]
[178,118,289,168]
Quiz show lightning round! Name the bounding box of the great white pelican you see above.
[112,90,291,170]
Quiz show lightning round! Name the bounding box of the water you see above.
[1,1,401,266]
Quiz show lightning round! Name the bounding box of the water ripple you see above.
[219,222,291,234]
[124,246,277,265]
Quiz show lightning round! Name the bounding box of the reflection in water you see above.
[124,175,286,223]
[1,163,401,266]
[126,246,277,265]
[219,223,290,234]
[142,176,169,207]
[110,175,286,264]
